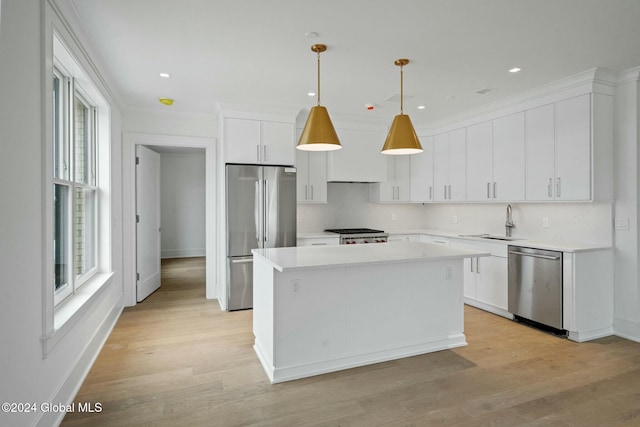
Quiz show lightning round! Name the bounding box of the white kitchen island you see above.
[251,241,488,383]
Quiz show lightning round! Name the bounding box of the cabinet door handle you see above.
[256,145,261,162]
[548,178,553,198]
[448,185,452,200]
[263,145,268,162]
[396,186,400,200]
[444,186,447,199]
[476,257,479,274]
[429,186,433,200]
[493,182,497,199]
[487,182,491,199]
[556,178,561,197]
[310,185,314,200]
[304,184,308,200]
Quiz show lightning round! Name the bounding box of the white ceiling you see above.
[69,0,640,127]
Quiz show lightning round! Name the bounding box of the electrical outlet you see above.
[542,217,549,228]
[292,279,300,293]
[391,213,397,222]
[445,266,452,280]
[453,215,458,224]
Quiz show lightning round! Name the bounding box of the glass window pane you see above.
[75,187,96,278]
[53,75,67,180]
[54,184,70,291]
[74,95,89,184]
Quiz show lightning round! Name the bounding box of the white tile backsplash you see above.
[298,183,613,245]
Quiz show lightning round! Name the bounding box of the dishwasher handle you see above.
[508,250,560,260]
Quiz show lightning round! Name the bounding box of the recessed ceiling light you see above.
[160,73,171,78]
[305,32,319,38]
[417,105,426,110]
[509,67,522,73]
[307,92,316,97]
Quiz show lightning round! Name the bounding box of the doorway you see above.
[123,133,216,307]
[136,145,206,301]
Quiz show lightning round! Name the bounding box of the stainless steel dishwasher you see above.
[508,246,564,332]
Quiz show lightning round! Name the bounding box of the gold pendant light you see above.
[297,44,342,151]
[381,59,423,155]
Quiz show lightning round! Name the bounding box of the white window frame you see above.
[52,67,100,306]
[42,5,114,356]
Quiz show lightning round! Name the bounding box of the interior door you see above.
[136,145,161,302]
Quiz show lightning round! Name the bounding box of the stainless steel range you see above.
[324,228,388,245]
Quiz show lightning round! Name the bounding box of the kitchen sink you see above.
[458,234,522,241]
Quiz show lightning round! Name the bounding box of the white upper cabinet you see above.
[261,120,296,166]
[371,156,411,202]
[525,104,556,200]
[525,94,607,201]
[326,127,387,183]
[410,136,435,202]
[554,94,591,201]
[296,149,328,204]
[466,114,525,202]
[465,121,493,202]
[434,128,466,202]
[492,112,525,201]
[224,117,295,166]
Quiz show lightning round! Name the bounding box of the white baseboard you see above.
[464,299,514,320]
[255,334,467,384]
[613,317,640,343]
[37,302,123,427]
[568,326,614,342]
[161,248,205,259]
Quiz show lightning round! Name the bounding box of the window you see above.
[52,66,99,306]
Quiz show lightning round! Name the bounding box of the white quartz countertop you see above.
[299,229,611,253]
[253,241,489,272]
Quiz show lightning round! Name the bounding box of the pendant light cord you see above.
[399,64,404,115]
[317,51,321,106]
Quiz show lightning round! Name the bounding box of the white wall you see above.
[0,2,124,426]
[422,202,613,245]
[159,150,206,258]
[613,69,640,341]
[123,108,217,138]
[120,112,217,304]
[296,183,427,233]
[298,185,613,246]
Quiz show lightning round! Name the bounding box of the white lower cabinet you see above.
[562,249,614,342]
[451,238,511,318]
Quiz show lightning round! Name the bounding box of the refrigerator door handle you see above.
[231,256,253,264]
[254,181,261,245]
[264,179,269,242]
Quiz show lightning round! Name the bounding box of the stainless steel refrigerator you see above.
[226,164,297,310]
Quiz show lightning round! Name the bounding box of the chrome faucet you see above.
[505,204,515,237]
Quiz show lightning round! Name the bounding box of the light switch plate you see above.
[542,217,549,228]
[615,218,629,230]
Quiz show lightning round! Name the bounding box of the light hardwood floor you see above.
[63,257,640,426]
